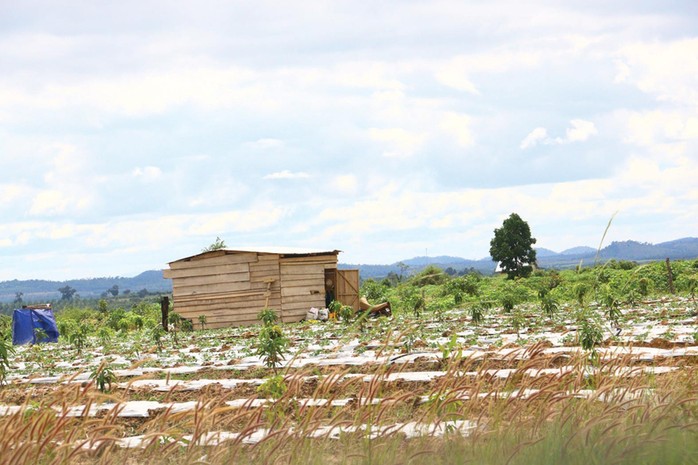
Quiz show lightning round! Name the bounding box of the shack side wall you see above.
[279,255,338,322]
[169,252,282,328]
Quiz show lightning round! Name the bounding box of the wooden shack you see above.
[163,248,360,328]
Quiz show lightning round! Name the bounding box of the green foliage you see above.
[33,328,49,343]
[509,308,526,337]
[438,334,461,363]
[90,363,116,392]
[489,213,537,279]
[361,279,389,302]
[470,303,485,325]
[256,325,289,374]
[150,326,166,352]
[169,312,182,346]
[202,236,226,252]
[69,323,89,353]
[443,275,480,298]
[0,334,14,385]
[328,300,343,315]
[97,326,114,346]
[258,308,280,326]
[573,283,589,307]
[579,313,604,352]
[540,294,559,318]
[600,284,621,324]
[198,314,207,330]
[257,374,287,400]
[339,305,354,323]
[412,265,447,286]
[58,285,77,300]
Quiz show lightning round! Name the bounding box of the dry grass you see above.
[1,338,696,465]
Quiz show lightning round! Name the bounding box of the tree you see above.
[58,285,77,300]
[489,213,537,279]
[202,236,226,252]
[107,285,119,297]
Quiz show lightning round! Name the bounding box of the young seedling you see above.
[198,314,207,330]
[90,362,116,393]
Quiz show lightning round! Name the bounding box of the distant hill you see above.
[560,246,596,256]
[535,248,559,257]
[0,270,171,304]
[3,238,698,302]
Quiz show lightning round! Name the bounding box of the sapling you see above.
[258,308,279,326]
[151,326,166,352]
[169,312,182,346]
[90,362,116,393]
[540,294,559,319]
[470,303,485,325]
[256,324,289,374]
[198,314,207,330]
[579,315,604,355]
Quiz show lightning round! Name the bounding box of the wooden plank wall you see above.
[169,252,282,328]
[279,255,337,322]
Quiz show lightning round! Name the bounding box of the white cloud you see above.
[263,170,311,180]
[615,38,698,105]
[440,112,475,148]
[520,120,597,149]
[132,166,162,180]
[247,138,284,150]
[368,128,427,158]
[564,119,598,142]
[520,127,548,149]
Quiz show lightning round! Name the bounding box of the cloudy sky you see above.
[1,1,697,280]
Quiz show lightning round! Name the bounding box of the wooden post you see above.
[665,258,676,295]
[161,296,170,332]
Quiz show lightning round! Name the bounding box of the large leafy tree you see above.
[489,213,537,279]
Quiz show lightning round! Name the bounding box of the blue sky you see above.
[1,1,697,280]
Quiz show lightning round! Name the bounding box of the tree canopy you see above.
[489,213,537,279]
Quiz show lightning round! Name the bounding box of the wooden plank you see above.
[172,271,250,288]
[165,263,251,280]
[281,294,324,304]
[174,288,264,302]
[176,298,280,314]
[249,261,279,270]
[169,252,258,270]
[279,255,337,264]
[280,264,325,275]
[178,307,275,321]
[173,281,251,296]
[176,296,279,312]
[281,287,323,298]
[277,277,320,287]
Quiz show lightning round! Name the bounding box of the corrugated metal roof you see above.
[169,247,340,264]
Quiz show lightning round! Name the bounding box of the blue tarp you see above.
[12,308,60,345]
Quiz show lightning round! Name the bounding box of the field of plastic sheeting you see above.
[0,296,696,465]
